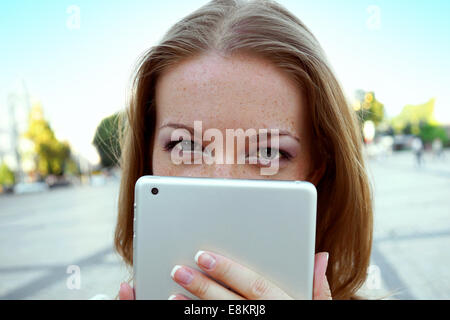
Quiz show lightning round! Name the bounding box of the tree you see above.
[418,123,448,144]
[0,162,15,187]
[24,103,72,177]
[92,112,122,168]
[391,98,437,135]
[353,90,385,126]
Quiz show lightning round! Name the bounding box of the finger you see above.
[119,282,135,300]
[170,265,245,300]
[194,250,293,300]
[313,252,332,300]
[168,293,191,300]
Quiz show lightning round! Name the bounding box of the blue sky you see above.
[1,0,449,163]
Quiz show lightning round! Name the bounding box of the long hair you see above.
[114,0,373,300]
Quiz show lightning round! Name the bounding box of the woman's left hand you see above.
[168,250,332,300]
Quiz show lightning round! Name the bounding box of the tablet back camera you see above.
[151,187,159,195]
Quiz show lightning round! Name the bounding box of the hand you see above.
[118,282,135,300]
[118,251,332,300]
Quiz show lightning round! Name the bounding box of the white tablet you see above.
[133,175,317,300]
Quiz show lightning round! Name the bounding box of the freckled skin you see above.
[152,51,315,181]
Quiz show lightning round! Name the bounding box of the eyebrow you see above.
[159,123,300,142]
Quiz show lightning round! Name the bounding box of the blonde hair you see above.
[115,0,373,300]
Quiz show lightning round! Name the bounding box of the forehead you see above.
[155,51,307,135]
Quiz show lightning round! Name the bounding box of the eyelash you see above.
[163,140,293,161]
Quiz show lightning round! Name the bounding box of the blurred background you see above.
[0,0,449,299]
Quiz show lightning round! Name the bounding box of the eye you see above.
[178,140,199,152]
[164,139,202,152]
[257,147,280,161]
[248,147,292,167]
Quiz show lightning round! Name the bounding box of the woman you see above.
[115,0,373,300]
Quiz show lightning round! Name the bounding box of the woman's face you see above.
[152,51,318,182]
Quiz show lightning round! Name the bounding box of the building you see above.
[0,80,32,183]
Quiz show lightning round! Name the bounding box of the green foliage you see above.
[65,158,80,176]
[25,104,72,177]
[92,112,122,168]
[418,123,448,144]
[354,90,385,126]
[389,98,448,144]
[0,162,15,186]
[391,98,436,134]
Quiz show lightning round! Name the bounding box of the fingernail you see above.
[168,294,177,300]
[195,250,216,270]
[171,265,194,285]
[120,282,127,291]
[324,252,329,262]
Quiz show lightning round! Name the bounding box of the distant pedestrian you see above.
[411,137,424,167]
[432,138,444,160]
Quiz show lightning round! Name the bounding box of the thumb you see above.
[313,252,332,300]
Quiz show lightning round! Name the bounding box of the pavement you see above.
[363,149,450,299]
[0,178,129,300]
[0,150,449,299]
